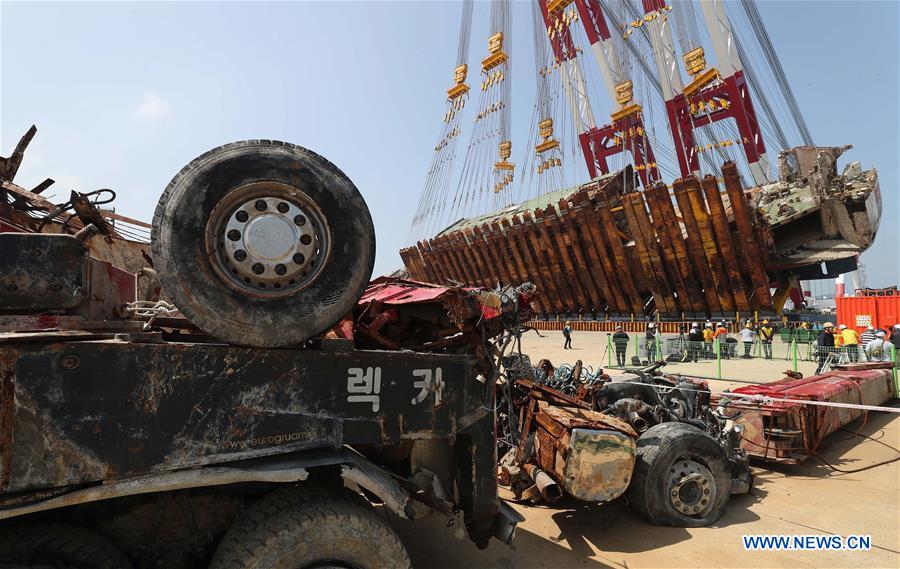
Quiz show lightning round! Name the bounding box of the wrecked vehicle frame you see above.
[495,356,753,526]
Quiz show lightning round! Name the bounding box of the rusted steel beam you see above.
[475,225,512,284]
[481,223,522,286]
[453,231,487,286]
[511,215,558,313]
[493,219,547,314]
[596,198,644,315]
[633,191,682,314]
[621,193,676,314]
[411,247,430,282]
[701,175,750,311]
[570,192,623,314]
[416,241,440,284]
[465,228,496,288]
[683,176,736,313]
[427,239,450,284]
[399,247,419,280]
[557,199,604,311]
[491,221,523,287]
[438,236,464,284]
[504,217,552,314]
[439,234,467,283]
[470,227,498,285]
[539,205,589,311]
[443,233,471,284]
[462,228,492,288]
[645,184,707,314]
[672,179,723,314]
[641,185,692,314]
[438,235,466,283]
[473,228,500,286]
[402,245,421,281]
[723,162,774,310]
[424,238,448,282]
[523,211,571,313]
[451,231,479,285]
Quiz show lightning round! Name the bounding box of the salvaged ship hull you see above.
[401,146,880,319]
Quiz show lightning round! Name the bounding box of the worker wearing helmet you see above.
[702,323,715,358]
[687,325,703,362]
[739,323,756,359]
[839,324,859,362]
[860,325,877,347]
[866,330,891,362]
[815,322,835,374]
[759,319,775,360]
[645,323,659,361]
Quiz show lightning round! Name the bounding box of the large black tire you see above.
[152,140,375,347]
[0,522,133,569]
[626,422,732,527]
[209,485,410,569]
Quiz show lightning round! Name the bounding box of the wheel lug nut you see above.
[293,253,306,265]
[274,264,287,275]
[234,250,247,262]
[227,229,241,241]
[293,215,306,226]
[300,234,312,245]
[235,210,249,222]
[255,200,267,211]
[277,202,290,213]
[252,263,264,275]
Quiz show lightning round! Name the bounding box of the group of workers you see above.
[815,322,900,373]
[571,319,900,372]
[683,320,777,361]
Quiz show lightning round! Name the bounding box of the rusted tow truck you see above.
[0,134,519,568]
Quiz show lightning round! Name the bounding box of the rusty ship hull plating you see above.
[401,147,880,319]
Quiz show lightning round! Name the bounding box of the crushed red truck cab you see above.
[713,363,895,463]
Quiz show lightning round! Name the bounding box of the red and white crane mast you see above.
[541,0,660,188]
[658,0,769,184]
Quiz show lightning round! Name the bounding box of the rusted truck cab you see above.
[0,327,514,561]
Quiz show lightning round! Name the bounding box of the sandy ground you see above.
[389,331,900,569]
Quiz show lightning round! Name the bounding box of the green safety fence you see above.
[604,333,898,389]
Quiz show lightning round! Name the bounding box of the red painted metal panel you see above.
[718,365,895,463]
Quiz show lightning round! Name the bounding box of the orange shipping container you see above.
[836,295,900,332]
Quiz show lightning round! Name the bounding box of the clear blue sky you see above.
[2,1,897,287]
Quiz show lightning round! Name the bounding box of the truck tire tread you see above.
[210,485,410,569]
[0,522,133,569]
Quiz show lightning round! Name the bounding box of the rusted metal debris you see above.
[1,126,153,279]
[496,356,752,510]
[402,147,880,318]
[349,277,537,354]
[711,362,895,463]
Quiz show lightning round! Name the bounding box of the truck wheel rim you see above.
[206,181,331,297]
[668,459,716,516]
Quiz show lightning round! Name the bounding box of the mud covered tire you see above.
[209,485,410,569]
[627,422,732,527]
[0,522,133,569]
[152,140,375,347]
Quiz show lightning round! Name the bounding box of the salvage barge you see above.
[401,146,880,319]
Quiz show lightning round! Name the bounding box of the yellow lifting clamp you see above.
[447,64,469,100]
[482,32,508,72]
